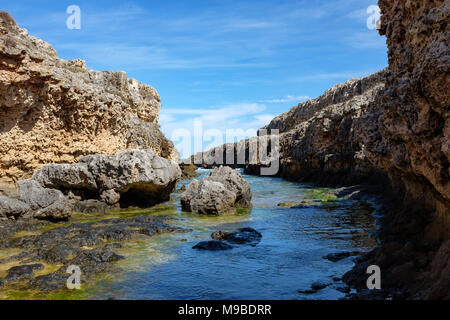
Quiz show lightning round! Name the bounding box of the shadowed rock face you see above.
[0,11,179,194]
[342,0,450,300]
[373,0,450,241]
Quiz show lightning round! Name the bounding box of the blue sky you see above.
[3,0,387,157]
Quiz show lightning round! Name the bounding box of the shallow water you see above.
[85,169,378,300]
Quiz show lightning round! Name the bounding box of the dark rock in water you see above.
[5,264,44,282]
[336,285,351,294]
[311,282,331,291]
[211,227,262,247]
[323,251,362,262]
[297,289,316,294]
[298,281,331,294]
[0,278,3,287]
[193,240,233,251]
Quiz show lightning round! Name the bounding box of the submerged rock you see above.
[298,281,331,294]
[211,228,262,247]
[0,215,186,292]
[323,251,361,262]
[181,166,251,215]
[193,227,262,251]
[193,240,233,251]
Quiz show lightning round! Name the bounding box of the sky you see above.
[2,0,387,157]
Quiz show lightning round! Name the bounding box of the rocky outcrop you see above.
[0,150,181,220]
[0,11,179,195]
[342,0,450,300]
[0,196,30,219]
[192,70,388,186]
[32,149,181,208]
[181,166,251,215]
[262,70,388,185]
[370,0,450,240]
[18,179,72,220]
[188,1,449,299]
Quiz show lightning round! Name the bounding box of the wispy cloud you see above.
[260,95,311,103]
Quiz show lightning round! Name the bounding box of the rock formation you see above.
[33,149,181,208]
[192,70,388,186]
[188,0,450,299]
[0,11,179,196]
[342,0,450,300]
[371,0,449,241]
[181,166,252,215]
[0,149,181,220]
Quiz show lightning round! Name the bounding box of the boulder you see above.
[18,180,71,220]
[211,228,262,246]
[206,166,252,208]
[181,166,251,215]
[192,240,233,251]
[181,180,236,215]
[32,149,181,208]
[0,196,30,218]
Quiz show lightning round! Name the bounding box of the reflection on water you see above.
[88,169,378,300]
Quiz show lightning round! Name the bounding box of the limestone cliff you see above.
[189,0,450,299]
[191,70,388,187]
[262,70,388,186]
[372,0,450,241]
[0,11,179,195]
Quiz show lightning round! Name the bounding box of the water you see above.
[89,169,378,300]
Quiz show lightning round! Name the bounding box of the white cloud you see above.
[261,95,311,103]
[159,103,274,156]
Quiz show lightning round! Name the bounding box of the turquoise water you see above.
[92,169,377,300]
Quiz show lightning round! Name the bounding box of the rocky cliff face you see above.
[263,70,388,186]
[192,70,389,187]
[371,0,449,241]
[0,11,179,196]
[189,0,449,299]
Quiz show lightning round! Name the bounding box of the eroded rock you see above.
[32,149,181,208]
[0,196,30,218]
[18,180,71,220]
[0,11,179,191]
[181,167,251,215]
